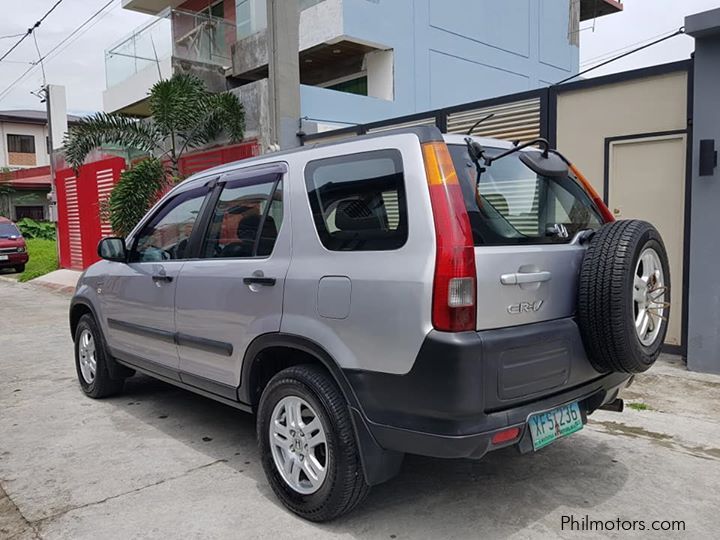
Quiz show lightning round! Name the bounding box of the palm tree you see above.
[64,73,245,236]
[64,73,245,179]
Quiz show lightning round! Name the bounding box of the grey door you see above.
[174,166,289,396]
[102,186,210,376]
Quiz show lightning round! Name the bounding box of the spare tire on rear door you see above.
[577,220,670,374]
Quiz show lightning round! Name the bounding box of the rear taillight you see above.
[422,141,477,332]
[569,163,615,223]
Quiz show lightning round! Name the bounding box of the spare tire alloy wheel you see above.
[633,247,669,346]
[270,396,328,495]
[577,220,671,374]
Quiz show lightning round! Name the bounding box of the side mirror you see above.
[98,237,127,263]
[519,151,568,178]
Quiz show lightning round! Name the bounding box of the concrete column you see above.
[685,8,720,374]
[266,0,301,150]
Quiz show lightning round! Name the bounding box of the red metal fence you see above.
[55,140,260,270]
[55,157,125,270]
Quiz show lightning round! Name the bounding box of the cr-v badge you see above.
[508,300,544,314]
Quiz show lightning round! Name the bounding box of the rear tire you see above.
[14,264,24,273]
[577,220,670,373]
[74,314,125,398]
[257,365,369,522]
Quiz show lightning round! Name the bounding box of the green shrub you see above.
[16,218,56,240]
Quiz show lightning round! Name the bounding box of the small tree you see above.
[64,73,245,235]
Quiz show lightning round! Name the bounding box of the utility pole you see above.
[44,84,68,265]
[266,0,301,150]
[44,84,68,223]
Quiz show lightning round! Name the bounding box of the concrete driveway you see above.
[1,280,720,539]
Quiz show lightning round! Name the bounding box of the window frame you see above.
[7,133,36,154]
[303,148,409,253]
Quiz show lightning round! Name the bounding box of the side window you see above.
[304,149,407,251]
[131,187,208,262]
[202,178,282,258]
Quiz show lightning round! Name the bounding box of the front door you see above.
[102,185,211,377]
[608,134,687,346]
[174,165,289,396]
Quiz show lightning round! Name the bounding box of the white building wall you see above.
[0,121,50,169]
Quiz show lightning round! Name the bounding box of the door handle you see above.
[243,277,276,286]
[152,274,173,283]
[500,271,552,285]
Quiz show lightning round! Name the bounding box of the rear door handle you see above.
[152,274,173,283]
[243,277,276,286]
[500,271,552,285]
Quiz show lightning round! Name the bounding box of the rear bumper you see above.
[344,318,631,459]
[0,252,28,267]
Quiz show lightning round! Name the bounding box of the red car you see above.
[0,216,29,273]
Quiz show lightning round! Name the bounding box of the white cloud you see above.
[0,0,151,113]
[579,0,720,78]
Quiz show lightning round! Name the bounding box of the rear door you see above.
[447,142,605,331]
[174,164,289,396]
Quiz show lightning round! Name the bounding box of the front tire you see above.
[74,314,124,398]
[257,365,369,522]
[14,264,24,273]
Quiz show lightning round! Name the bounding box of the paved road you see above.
[1,280,720,539]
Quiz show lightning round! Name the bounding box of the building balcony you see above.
[103,8,234,115]
[580,0,622,21]
[231,0,393,103]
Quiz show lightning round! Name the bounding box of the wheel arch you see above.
[239,333,404,486]
[239,333,361,410]
[69,299,99,340]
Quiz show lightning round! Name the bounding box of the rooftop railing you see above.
[105,8,235,89]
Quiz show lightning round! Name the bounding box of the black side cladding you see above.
[577,219,670,373]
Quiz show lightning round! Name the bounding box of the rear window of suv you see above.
[448,144,604,246]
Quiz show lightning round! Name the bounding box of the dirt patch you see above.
[591,420,673,441]
[0,483,36,539]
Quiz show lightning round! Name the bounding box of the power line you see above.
[0,33,27,41]
[0,0,117,103]
[580,28,682,68]
[553,27,686,86]
[0,0,64,63]
[32,31,47,86]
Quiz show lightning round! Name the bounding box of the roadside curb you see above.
[31,280,75,295]
[0,275,74,295]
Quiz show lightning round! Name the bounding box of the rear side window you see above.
[304,150,407,251]
[202,178,282,259]
[448,144,603,245]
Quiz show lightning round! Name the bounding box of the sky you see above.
[0,0,717,115]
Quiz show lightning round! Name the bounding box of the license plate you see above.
[528,401,583,451]
[0,255,8,261]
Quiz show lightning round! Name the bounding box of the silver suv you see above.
[70,127,670,521]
